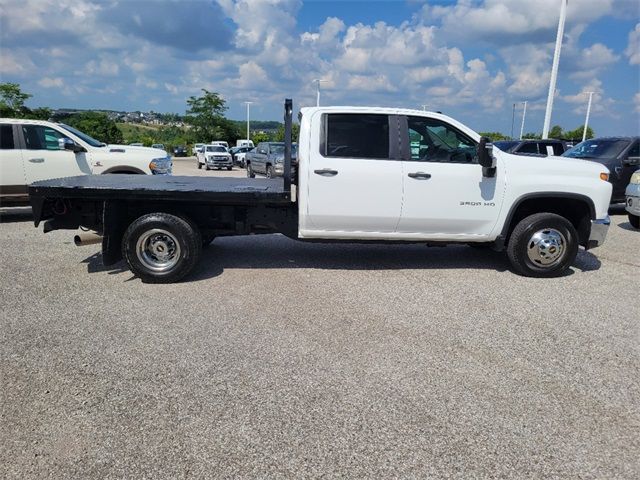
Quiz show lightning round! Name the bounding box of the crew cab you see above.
[0,118,172,205]
[196,144,232,170]
[28,101,612,283]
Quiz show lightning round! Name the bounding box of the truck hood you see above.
[105,145,170,157]
[504,151,610,175]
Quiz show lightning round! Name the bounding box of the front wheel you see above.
[227,166,232,171]
[247,164,255,178]
[122,213,202,283]
[506,213,578,278]
[629,213,640,229]
[197,160,202,169]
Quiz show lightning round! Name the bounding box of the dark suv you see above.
[493,139,567,157]
[562,137,640,203]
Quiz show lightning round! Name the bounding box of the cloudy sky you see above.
[1,0,639,135]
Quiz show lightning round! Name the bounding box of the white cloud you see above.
[625,23,640,65]
[38,77,64,88]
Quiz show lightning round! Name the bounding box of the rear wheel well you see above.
[102,167,145,175]
[504,197,593,247]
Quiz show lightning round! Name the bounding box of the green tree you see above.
[64,112,124,144]
[251,132,271,144]
[27,107,52,120]
[185,89,229,142]
[564,125,594,141]
[478,131,509,141]
[274,123,300,142]
[548,125,564,139]
[522,132,542,139]
[0,82,32,117]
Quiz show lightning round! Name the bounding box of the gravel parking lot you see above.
[1,171,639,478]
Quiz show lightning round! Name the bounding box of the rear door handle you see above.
[28,158,45,163]
[408,172,431,179]
[314,169,338,176]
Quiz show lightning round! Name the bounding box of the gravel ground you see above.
[1,183,639,478]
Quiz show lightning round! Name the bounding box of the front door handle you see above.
[28,158,45,163]
[314,168,338,176]
[408,172,431,179]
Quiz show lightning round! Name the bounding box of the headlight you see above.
[631,171,640,185]
[149,156,172,175]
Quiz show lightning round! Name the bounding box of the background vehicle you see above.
[173,145,187,157]
[563,137,639,203]
[192,143,205,156]
[0,119,171,205]
[129,142,143,147]
[236,140,255,148]
[493,139,567,156]
[211,141,229,149]
[626,171,640,229]
[152,143,165,150]
[246,142,298,178]
[28,100,612,282]
[230,146,252,167]
[197,144,232,170]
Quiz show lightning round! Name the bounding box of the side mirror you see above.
[477,136,496,177]
[58,137,84,153]
[624,156,640,166]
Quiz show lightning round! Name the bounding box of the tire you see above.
[204,164,209,171]
[227,166,232,171]
[266,165,274,178]
[197,160,202,169]
[241,159,246,169]
[247,164,255,178]
[629,214,640,229]
[122,213,202,283]
[506,213,579,278]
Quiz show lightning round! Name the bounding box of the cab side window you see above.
[323,114,389,159]
[0,124,14,149]
[627,142,639,159]
[518,143,539,154]
[22,125,67,150]
[407,116,477,163]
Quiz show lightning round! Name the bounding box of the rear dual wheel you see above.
[122,213,202,283]
[629,214,640,229]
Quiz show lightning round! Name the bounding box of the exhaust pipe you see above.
[74,232,102,246]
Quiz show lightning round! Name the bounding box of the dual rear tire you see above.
[122,213,203,283]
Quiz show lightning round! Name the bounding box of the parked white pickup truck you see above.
[28,100,612,282]
[0,118,172,205]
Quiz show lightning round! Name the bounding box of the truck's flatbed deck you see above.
[29,175,292,204]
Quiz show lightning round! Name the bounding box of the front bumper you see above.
[206,157,232,167]
[625,183,640,216]
[587,216,610,249]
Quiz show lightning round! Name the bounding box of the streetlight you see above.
[243,101,253,142]
[582,91,594,142]
[313,79,328,107]
[519,101,528,140]
[510,103,516,139]
[421,105,428,111]
[542,0,568,139]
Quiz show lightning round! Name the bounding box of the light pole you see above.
[244,101,253,142]
[519,101,528,140]
[422,105,428,111]
[542,0,568,139]
[313,79,327,107]
[510,103,516,139]
[582,91,594,142]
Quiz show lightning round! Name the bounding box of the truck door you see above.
[0,123,27,202]
[303,113,403,236]
[20,124,90,184]
[396,115,505,237]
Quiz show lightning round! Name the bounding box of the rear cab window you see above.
[321,114,390,159]
[1,124,14,149]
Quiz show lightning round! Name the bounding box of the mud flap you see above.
[101,200,127,266]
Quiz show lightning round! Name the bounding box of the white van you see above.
[210,141,229,149]
[236,139,255,148]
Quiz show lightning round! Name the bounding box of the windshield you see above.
[493,141,518,152]
[207,146,227,152]
[563,139,630,159]
[59,124,104,147]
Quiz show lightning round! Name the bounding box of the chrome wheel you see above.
[526,228,566,267]
[136,228,181,273]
